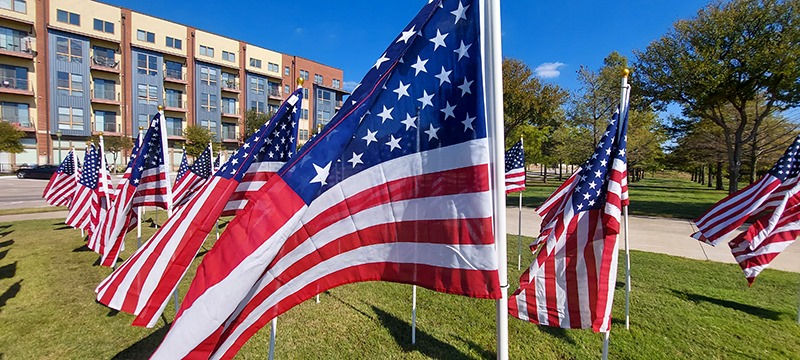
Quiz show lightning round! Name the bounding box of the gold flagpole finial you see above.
[157,105,164,111]
[297,77,305,87]
[622,68,630,77]
[139,126,144,131]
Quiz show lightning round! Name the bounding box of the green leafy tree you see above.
[183,125,219,158]
[0,121,24,154]
[244,109,275,139]
[635,0,800,193]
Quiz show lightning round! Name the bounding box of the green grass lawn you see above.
[0,207,67,217]
[509,171,729,220]
[0,218,797,359]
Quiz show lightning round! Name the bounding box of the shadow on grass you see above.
[0,262,16,280]
[372,306,474,359]
[0,240,13,249]
[0,279,22,312]
[0,224,10,230]
[0,250,7,261]
[454,335,496,359]
[53,226,73,231]
[539,325,576,345]
[112,325,170,359]
[326,292,372,319]
[671,290,785,320]
[0,231,12,238]
[195,249,209,259]
[72,245,92,252]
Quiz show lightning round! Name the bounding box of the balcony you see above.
[221,80,240,93]
[166,126,184,138]
[91,88,121,105]
[164,98,187,112]
[0,43,35,59]
[164,69,188,84]
[93,121,118,133]
[6,117,33,130]
[268,88,282,100]
[91,56,120,73]
[221,128,239,142]
[335,100,343,109]
[0,76,33,96]
[221,104,240,118]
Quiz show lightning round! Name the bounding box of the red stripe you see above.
[564,216,581,328]
[582,212,599,329]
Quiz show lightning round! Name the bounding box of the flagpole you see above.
[619,69,632,330]
[136,127,144,248]
[483,0,508,358]
[602,331,610,360]
[411,285,417,345]
[157,106,178,314]
[517,135,524,271]
[70,146,81,237]
[268,318,277,360]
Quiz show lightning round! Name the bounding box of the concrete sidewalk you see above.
[506,206,800,273]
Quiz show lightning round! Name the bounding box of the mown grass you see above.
[509,171,729,220]
[0,207,67,217]
[0,217,797,359]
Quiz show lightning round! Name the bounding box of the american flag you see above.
[151,1,500,358]
[509,105,629,333]
[173,146,213,208]
[95,89,302,327]
[65,145,101,233]
[43,150,77,207]
[693,136,800,247]
[728,202,799,285]
[95,114,170,267]
[175,150,189,184]
[505,140,525,193]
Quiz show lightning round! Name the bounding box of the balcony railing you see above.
[222,80,239,91]
[166,126,183,137]
[93,88,119,101]
[164,69,185,81]
[0,76,30,91]
[94,122,117,133]
[6,117,32,128]
[222,106,240,115]
[268,88,281,98]
[91,56,119,69]
[165,98,187,109]
[0,43,35,56]
[221,129,239,141]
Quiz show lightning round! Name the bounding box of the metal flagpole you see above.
[71,146,82,238]
[517,136,524,271]
[602,331,610,360]
[156,106,178,315]
[411,285,417,345]
[136,127,144,248]
[99,134,114,266]
[268,318,277,360]
[619,69,632,330]
[483,0,508,358]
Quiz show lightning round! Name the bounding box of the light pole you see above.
[56,130,62,163]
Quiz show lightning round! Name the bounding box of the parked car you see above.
[15,165,59,179]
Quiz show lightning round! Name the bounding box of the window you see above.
[57,106,84,130]
[268,104,279,115]
[250,100,265,113]
[268,81,280,97]
[93,19,114,34]
[137,114,149,129]
[165,60,182,80]
[284,66,290,76]
[221,72,237,89]
[1,102,30,127]
[267,62,279,72]
[249,58,262,68]
[57,10,80,26]
[303,88,309,99]
[93,78,115,100]
[137,84,158,106]
[314,74,323,84]
[0,0,27,13]
[200,66,217,86]
[298,129,309,141]
[199,119,217,132]
[222,97,236,114]
[200,93,217,113]
[165,89,183,108]
[92,46,116,68]
[199,45,214,57]
[136,53,158,76]
[249,77,264,95]
[333,79,341,89]
[55,36,82,63]
[299,70,309,81]
[165,117,183,137]
[166,36,182,50]
[221,123,236,140]
[302,109,309,120]
[94,111,117,132]
[0,65,28,90]
[284,85,290,94]
[137,29,155,43]
[0,27,27,53]
[222,51,235,62]
[56,72,83,97]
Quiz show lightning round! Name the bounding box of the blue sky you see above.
[103,0,711,94]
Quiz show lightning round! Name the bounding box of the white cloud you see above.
[534,62,566,79]
[343,81,359,92]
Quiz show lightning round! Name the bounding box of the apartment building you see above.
[0,0,347,169]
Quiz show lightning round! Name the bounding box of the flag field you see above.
[0,216,797,358]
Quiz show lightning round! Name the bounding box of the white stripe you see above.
[733,240,794,262]
[576,211,592,328]
[234,180,268,193]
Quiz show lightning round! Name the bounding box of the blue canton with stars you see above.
[79,144,101,189]
[128,113,166,187]
[58,150,76,176]
[281,0,485,204]
[571,109,628,213]
[767,135,800,182]
[505,140,524,173]
[215,88,303,182]
[191,146,213,179]
[176,151,190,183]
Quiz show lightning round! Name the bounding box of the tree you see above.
[244,109,274,139]
[183,125,219,158]
[635,0,800,193]
[0,121,24,154]
[91,134,133,171]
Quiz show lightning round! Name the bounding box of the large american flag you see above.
[509,106,629,333]
[95,114,170,267]
[151,1,500,358]
[95,89,302,327]
[505,139,525,193]
[692,136,800,247]
[172,146,213,208]
[65,145,101,233]
[43,150,77,207]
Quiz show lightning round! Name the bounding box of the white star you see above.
[411,56,428,76]
[455,41,472,61]
[600,159,608,167]
[583,192,591,200]
[347,152,363,168]
[462,113,475,132]
[243,142,250,149]
[588,199,596,207]
[310,162,331,186]
[589,181,597,189]
[424,124,440,141]
[377,105,394,123]
[133,178,139,185]
[594,169,602,178]
[363,129,378,146]
[441,101,456,120]
[577,203,584,210]
[401,114,418,130]
[231,158,239,165]
[396,25,417,44]
[268,151,274,158]
[458,78,473,96]
[435,66,452,86]
[373,53,390,70]
[605,148,612,155]
[417,90,434,109]
[429,29,448,50]
[386,135,402,152]
[619,149,626,156]
[450,1,469,24]
[393,81,410,100]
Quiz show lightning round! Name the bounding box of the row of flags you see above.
[38,0,795,358]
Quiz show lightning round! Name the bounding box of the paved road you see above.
[0,176,51,209]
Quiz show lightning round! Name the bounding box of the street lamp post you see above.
[56,130,62,163]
